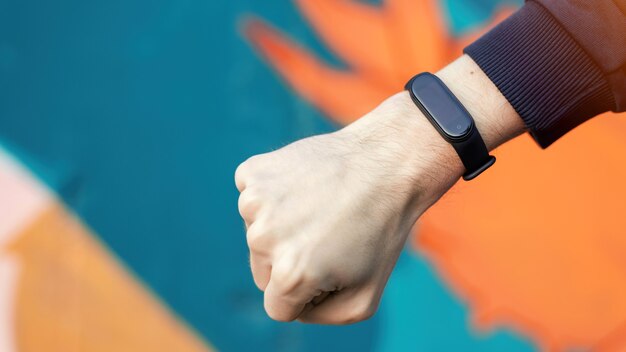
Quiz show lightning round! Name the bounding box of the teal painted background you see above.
[0,0,532,350]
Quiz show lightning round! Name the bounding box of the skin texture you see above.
[235,55,525,324]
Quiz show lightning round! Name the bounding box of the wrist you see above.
[340,91,464,215]
[436,54,526,151]
[338,55,526,215]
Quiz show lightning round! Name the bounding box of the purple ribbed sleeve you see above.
[465,1,617,148]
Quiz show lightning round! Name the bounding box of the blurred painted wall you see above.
[6,0,625,351]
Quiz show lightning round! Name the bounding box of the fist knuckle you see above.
[234,162,250,190]
[244,154,265,170]
[302,269,325,287]
[237,193,252,212]
[271,261,302,293]
[238,187,263,219]
[246,222,271,251]
[271,264,294,284]
[235,154,267,189]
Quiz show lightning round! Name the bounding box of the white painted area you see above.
[0,145,54,352]
[0,147,52,249]
[0,255,19,352]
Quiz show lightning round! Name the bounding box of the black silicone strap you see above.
[405,73,495,181]
[453,128,495,180]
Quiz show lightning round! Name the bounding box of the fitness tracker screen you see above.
[408,74,473,140]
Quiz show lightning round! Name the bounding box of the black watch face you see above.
[409,74,473,140]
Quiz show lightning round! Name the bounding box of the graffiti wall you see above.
[1,0,624,351]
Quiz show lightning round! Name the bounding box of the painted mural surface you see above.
[0,0,624,351]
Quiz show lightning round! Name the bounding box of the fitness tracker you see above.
[405,73,495,181]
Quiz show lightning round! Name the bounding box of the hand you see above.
[235,92,461,324]
[235,55,524,324]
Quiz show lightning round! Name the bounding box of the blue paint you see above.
[445,0,523,35]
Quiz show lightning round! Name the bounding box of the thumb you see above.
[263,279,308,322]
[263,261,321,322]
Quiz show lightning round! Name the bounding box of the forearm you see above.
[340,54,526,214]
[436,55,526,152]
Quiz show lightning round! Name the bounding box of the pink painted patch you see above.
[0,148,52,249]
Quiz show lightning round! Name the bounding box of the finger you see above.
[238,188,261,224]
[263,278,309,322]
[234,161,250,192]
[312,291,330,306]
[263,258,323,322]
[297,288,377,325]
[250,253,271,291]
[299,291,330,317]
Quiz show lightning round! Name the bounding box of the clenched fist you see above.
[235,56,523,324]
[235,92,463,324]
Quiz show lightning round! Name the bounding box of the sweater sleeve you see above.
[464,0,626,148]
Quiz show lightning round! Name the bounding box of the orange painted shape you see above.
[243,0,508,123]
[7,204,212,352]
[295,0,393,83]
[0,147,55,352]
[385,0,451,78]
[244,19,390,123]
[419,113,626,352]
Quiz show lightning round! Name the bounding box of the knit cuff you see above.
[464,1,615,148]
